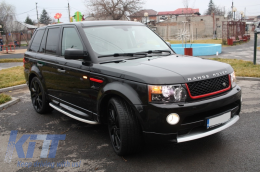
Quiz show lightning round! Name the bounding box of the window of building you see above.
[61,28,83,56]
[29,30,44,52]
[201,19,203,21]
[45,28,60,55]
[216,18,219,21]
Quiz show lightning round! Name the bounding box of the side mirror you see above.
[166,41,171,47]
[64,48,85,60]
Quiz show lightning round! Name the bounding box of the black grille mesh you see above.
[187,75,230,97]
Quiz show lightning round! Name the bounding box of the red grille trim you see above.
[185,75,231,99]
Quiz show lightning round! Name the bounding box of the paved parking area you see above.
[202,37,260,64]
[0,80,260,172]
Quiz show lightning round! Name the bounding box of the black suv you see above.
[24,21,241,155]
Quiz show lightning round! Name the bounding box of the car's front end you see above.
[140,70,241,143]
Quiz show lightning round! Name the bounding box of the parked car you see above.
[24,21,242,155]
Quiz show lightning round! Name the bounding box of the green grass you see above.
[0,93,11,105]
[0,66,26,88]
[210,58,260,78]
[0,58,23,63]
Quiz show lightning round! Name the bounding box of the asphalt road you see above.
[0,80,260,172]
[0,54,23,59]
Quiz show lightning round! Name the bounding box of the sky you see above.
[5,0,260,23]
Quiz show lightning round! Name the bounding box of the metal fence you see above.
[1,30,34,45]
[222,21,246,44]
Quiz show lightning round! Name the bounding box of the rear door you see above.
[36,27,62,100]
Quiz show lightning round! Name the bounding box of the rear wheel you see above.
[107,97,143,155]
[30,77,52,114]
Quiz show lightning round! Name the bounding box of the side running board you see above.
[49,103,99,125]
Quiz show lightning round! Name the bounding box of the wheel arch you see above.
[97,82,145,129]
[28,65,43,87]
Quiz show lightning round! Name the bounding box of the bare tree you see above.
[85,0,144,20]
[182,0,191,9]
[0,1,16,44]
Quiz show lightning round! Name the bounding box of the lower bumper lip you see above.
[177,115,239,143]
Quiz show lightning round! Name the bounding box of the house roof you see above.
[158,8,199,15]
[130,9,157,17]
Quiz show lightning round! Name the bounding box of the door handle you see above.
[37,63,43,67]
[57,69,66,73]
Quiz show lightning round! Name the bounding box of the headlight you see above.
[148,85,187,103]
[230,71,236,88]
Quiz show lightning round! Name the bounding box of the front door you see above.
[55,26,94,118]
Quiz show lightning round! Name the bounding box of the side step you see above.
[49,103,99,125]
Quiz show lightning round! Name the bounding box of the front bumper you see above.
[136,85,241,142]
[177,115,239,143]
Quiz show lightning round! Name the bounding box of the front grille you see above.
[186,75,230,98]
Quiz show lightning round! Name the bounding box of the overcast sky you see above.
[6,0,260,23]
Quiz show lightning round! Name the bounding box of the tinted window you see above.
[39,29,47,53]
[30,30,44,52]
[46,28,60,55]
[61,28,83,56]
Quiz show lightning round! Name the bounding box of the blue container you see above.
[171,44,222,56]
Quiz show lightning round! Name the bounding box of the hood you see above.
[140,55,233,82]
[93,55,233,84]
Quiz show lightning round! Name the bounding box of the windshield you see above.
[83,26,172,56]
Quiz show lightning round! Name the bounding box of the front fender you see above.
[97,81,146,126]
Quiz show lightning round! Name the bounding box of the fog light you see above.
[166,113,180,125]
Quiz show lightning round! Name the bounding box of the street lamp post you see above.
[233,7,237,21]
[144,12,148,26]
[240,11,244,21]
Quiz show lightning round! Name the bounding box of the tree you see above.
[85,0,144,20]
[40,9,50,25]
[205,0,215,15]
[25,16,34,25]
[0,1,16,44]
[204,0,225,16]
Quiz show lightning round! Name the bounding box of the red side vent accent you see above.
[185,75,231,99]
[90,78,103,83]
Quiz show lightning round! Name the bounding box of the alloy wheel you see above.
[30,80,43,111]
[108,104,121,151]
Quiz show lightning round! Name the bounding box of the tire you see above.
[30,77,53,114]
[107,97,143,155]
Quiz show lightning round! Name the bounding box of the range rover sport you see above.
[24,21,242,155]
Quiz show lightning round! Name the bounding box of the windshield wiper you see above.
[98,53,148,58]
[139,50,172,55]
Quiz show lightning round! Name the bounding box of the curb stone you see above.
[0,84,27,93]
[236,77,260,81]
[0,97,20,111]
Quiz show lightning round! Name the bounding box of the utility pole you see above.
[68,3,71,22]
[36,3,39,28]
[231,1,233,21]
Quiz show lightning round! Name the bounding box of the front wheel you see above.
[30,77,52,114]
[107,97,143,155]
